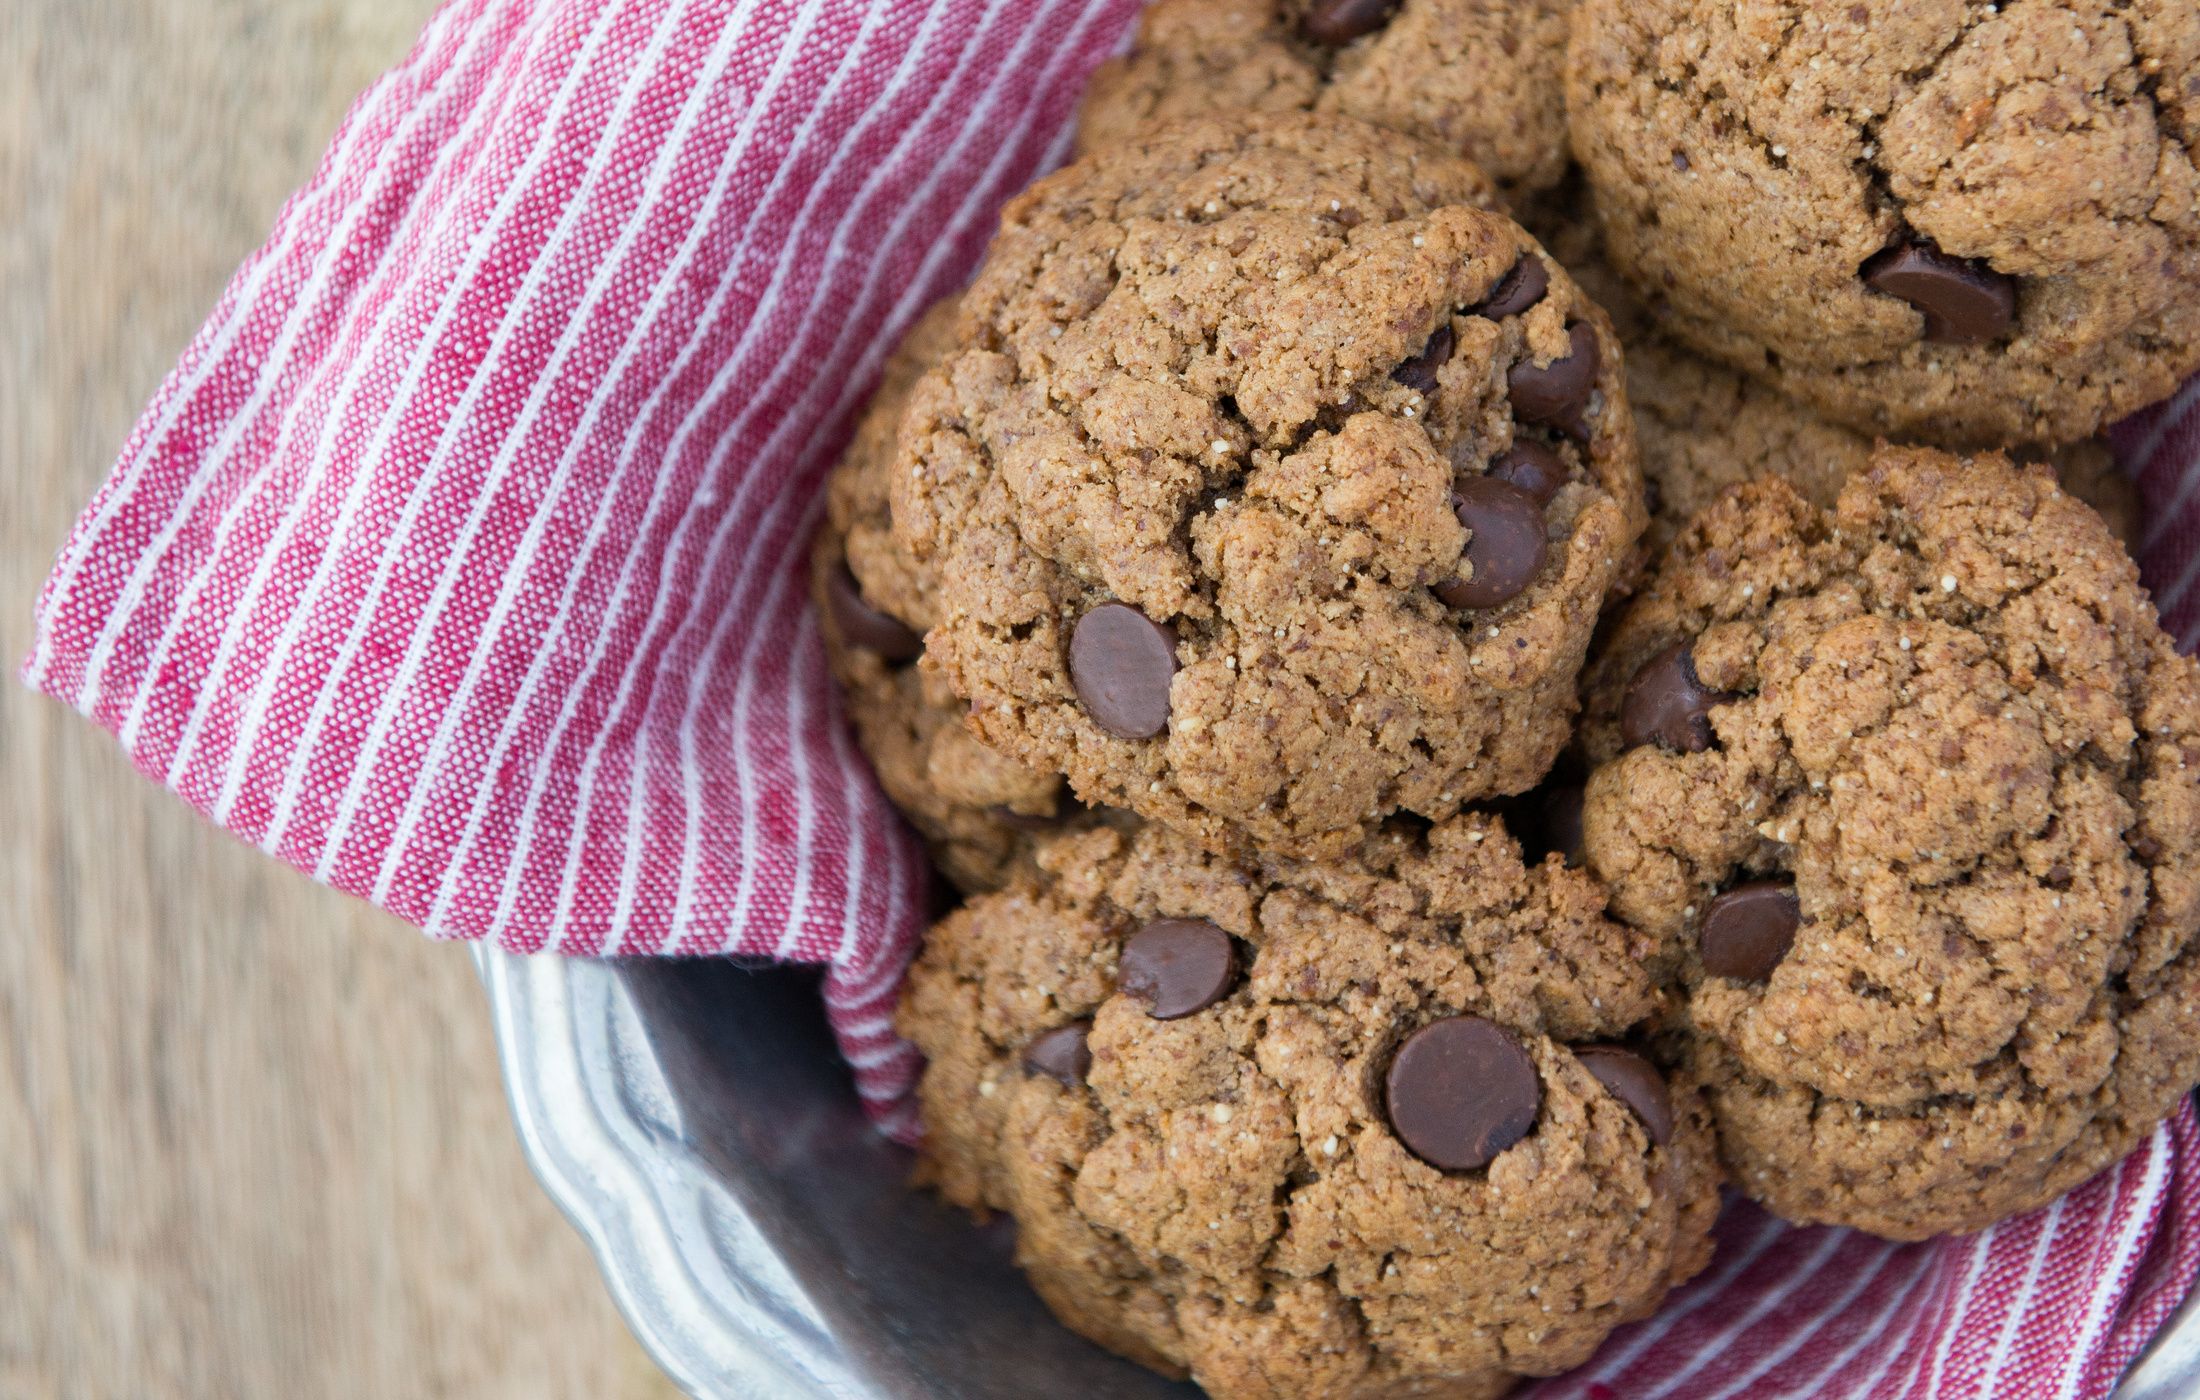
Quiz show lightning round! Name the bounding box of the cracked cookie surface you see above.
[897,814,1718,1400]
[1566,0,2200,447]
[1076,0,1575,207]
[813,299,1076,892]
[894,113,1644,862]
[1579,446,2200,1238]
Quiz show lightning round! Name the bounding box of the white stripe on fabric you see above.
[136,6,558,787]
[29,0,493,695]
[177,0,615,817]
[64,6,509,718]
[260,0,702,861]
[556,0,1052,954]
[1795,1251,1942,1400]
[1642,1228,1851,1400]
[307,0,738,892]
[2052,1136,2171,1400]
[667,0,1113,963]
[1913,1227,1998,1400]
[1975,1196,2072,1398]
[413,0,780,940]
[1704,1240,1903,1400]
[1575,1210,1789,1388]
[586,0,859,956]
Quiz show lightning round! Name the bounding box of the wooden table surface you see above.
[4,5,675,1396]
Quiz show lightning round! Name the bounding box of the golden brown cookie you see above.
[898,814,1720,1399]
[1578,445,2200,1239]
[812,299,1077,892]
[1555,217,2144,552]
[894,112,1645,863]
[1566,0,2200,447]
[1076,0,1575,206]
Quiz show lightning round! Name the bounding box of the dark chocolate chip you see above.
[1070,602,1178,740]
[1507,322,1600,439]
[1118,918,1239,1020]
[1300,0,1401,45]
[826,563,924,661]
[1575,1045,1674,1146]
[1391,323,1455,395]
[1384,1015,1541,1171]
[1699,879,1801,983]
[1620,641,1734,753]
[1434,476,1547,610]
[1861,238,2016,344]
[1474,254,1550,320]
[1487,441,1568,505]
[1023,1022,1094,1086]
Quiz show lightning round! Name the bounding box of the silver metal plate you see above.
[478,949,2200,1399]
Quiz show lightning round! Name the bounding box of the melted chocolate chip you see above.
[1699,879,1801,983]
[1620,641,1734,753]
[1435,476,1547,610]
[1023,1022,1094,1086]
[1069,602,1178,740]
[1474,254,1550,320]
[1487,441,1568,505]
[826,563,924,661]
[1300,0,1401,45]
[1118,918,1239,1020]
[1575,1046,1674,1146]
[1384,1015,1541,1171]
[1507,322,1601,440]
[1861,238,2016,344]
[1391,323,1456,395]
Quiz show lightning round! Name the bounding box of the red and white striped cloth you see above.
[21,1,2200,1394]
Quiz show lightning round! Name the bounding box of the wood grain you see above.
[3,5,675,1396]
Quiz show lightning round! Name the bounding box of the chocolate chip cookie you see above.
[1555,223,2142,552]
[897,813,1719,1399]
[813,299,1077,892]
[1578,445,2200,1239]
[894,112,1645,862]
[1566,0,2200,447]
[1076,0,1575,207]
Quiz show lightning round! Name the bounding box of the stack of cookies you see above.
[811,3,2200,1395]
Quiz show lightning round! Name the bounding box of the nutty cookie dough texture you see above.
[1076,0,1576,206]
[813,300,1078,893]
[1580,446,2200,1239]
[898,815,1718,1400]
[1567,0,2200,447]
[894,113,1645,862]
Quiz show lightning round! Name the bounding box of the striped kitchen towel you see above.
[21,1,2200,1395]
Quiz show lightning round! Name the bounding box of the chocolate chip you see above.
[1384,1015,1541,1171]
[1391,323,1455,395]
[1575,1046,1674,1146]
[1435,476,1547,610]
[1699,879,1801,983]
[1487,441,1568,505]
[1070,602,1178,740]
[1300,0,1400,45]
[1507,322,1600,440]
[1118,918,1239,1020]
[1023,1022,1094,1086]
[1473,254,1550,320]
[826,563,923,661]
[1620,641,1734,753]
[1861,238,2016,344]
